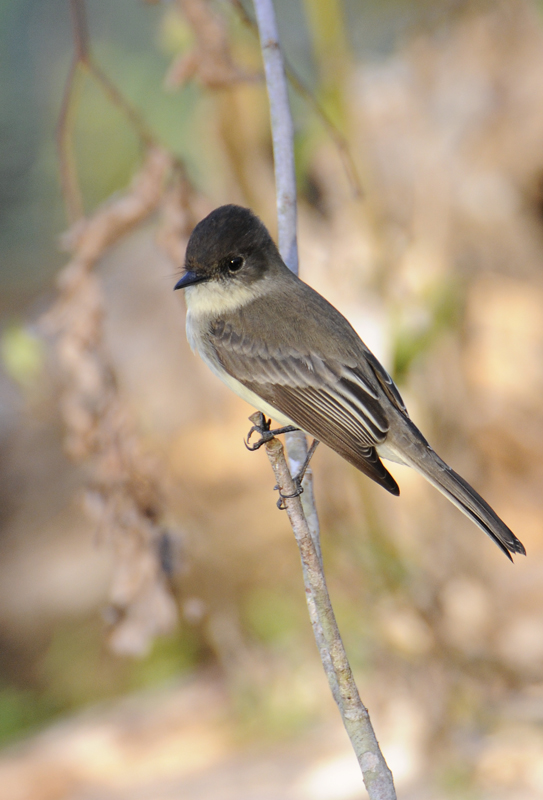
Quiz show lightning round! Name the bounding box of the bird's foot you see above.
[245,414,320,511]
[273,438,319,509]
[274,481,304,510]
[244,412,298,451]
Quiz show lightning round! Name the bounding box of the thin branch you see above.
[252,2,396,796]
[253,0,319,561]
[285,64,362,199]
[57,0,173,224]
[56,56,85,223]
[56,0,90,223]
[253,0,298,273]
[70,0,90,62]
[46,147,178,656]
[88,62,155,147]
[264,436,396,800]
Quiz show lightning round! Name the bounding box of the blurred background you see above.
[1,0,543,797]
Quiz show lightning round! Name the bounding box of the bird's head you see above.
[174,205,282,293]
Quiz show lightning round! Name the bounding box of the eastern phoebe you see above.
[175,205,525,560]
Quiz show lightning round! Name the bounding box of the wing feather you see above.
[209,319,399,494]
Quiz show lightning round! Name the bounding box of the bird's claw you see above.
[244,412,311,510]
[244,412,273,450]
[274,481,304,510]
[244,412,298,451]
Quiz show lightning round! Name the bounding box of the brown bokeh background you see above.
[1,0,543,797]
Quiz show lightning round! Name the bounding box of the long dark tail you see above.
[401,444,525,561]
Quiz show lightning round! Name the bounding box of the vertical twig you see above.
[252,0,316,555]
[252,2,396,797]
[252,0,298,274]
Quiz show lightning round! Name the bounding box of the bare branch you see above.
[70,0,90,63]
[252,1,396,796]
[253,0,298,273]
[56,56,85,224]
[88,62,155,147]
[232,0,362,199]
[264,436,396,800]
[56,0,90,223]
[46,148,179,655]
[285,64,362,199]
[57,0,169,224]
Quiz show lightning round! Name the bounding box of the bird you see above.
[174,204,525,561]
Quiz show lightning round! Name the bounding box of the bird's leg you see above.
[294,438,320,486]
[274,438,320,510]
[244,411,298,451]
[245,414,319,509]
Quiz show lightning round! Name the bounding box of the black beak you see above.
[174,270,208,290]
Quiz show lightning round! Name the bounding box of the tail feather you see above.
[401,446,525,561]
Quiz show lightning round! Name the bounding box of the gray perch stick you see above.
[253,0,298,274]
[252,1,396,797]
[262,433,396,800]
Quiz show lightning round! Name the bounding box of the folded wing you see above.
[209,320,400,494]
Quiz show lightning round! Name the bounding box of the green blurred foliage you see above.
[242,587,303,646]
[128,626,204,690]
[392,279,463,380]
[0,323,44,386]
[0,686,62,747]
[0,617,202,745]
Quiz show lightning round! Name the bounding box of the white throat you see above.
[184,279,262,318]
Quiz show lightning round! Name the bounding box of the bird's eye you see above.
[228,257,244,272]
